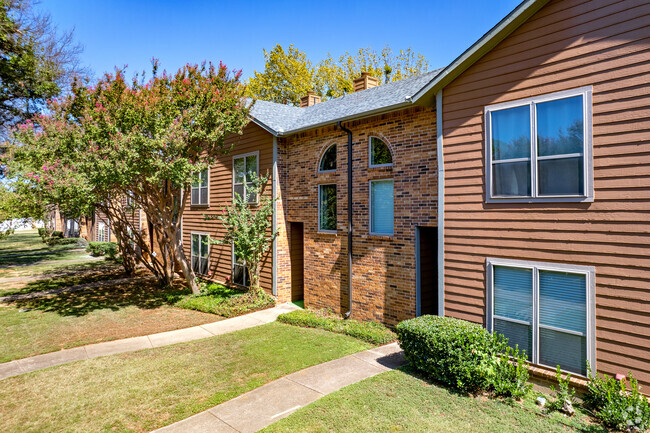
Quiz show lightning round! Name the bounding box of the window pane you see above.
[371,180,393,234]
[320,145,336,171]
[537,95,583,157]
[234,158,245,184]
[233,263,245,286]
[494,265,533,322]
[191,188,199,204]
[200,169,208,187]
[494,319,531,359]
[200,235,209,258]
[319,185,337,231]
[200,257,209,275]
[246,155,257,181]
[491,105,531,160]
[191,234,199,257]
[540,328,587,375]
[539,270,586,334]
[234,184,245,201]
[200,187,208,204]
[246,182,257,204]
[370,137,392,166]
[538,157,583,196]
[191,256,198,273]
[492,161,531,196]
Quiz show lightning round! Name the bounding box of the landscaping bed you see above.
[277,309,396,345]
[0,322,372,433]
[175,282,275,317]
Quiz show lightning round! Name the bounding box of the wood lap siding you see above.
[181,122,274,293]
[442,0,650,385]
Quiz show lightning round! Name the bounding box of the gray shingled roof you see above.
[249,68,443,136]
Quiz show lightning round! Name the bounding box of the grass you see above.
[0,280,219,362]
[0,322,372,433]
[0,257,106,278]
[262,367,605,433]
[277,309,396,345]
[0,229,48,253]
[176,282,276,317]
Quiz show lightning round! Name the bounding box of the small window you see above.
[318,184,337,232]
[486,87,592,202]
[319,144,336,172]
[97,221,108,242]
[369,137,392,167]
[191,169,209,205]
[370,179,393,235]
[232,251,249,287]
[191,233,209,275]
[488,258,594,376]
[233,153,258,204]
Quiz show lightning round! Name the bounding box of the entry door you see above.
[289,222,304,302]
[416,226,438,316]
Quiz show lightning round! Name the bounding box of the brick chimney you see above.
[300,91,321,108]
[353,72,380,92]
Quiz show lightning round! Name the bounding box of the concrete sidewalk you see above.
[153,343,405,433]
[0,303,299,381]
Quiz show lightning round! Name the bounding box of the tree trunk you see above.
[173,240,199,294]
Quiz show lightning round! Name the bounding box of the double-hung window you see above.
[487,258,595,376]
[485,87,593,202]
[191,233,209,275]
[233,153,258,204]
[370,179,393,235]
[318,184,337,232]
[191,169,209,205]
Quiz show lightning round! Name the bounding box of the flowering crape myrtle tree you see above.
[206,173,277,290]
[12,61,250,293]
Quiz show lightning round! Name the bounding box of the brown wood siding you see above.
[442,0,650,385]
[180,122,274,293]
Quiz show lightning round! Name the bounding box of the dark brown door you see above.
[417,226,438,315]
[290,222,304,302]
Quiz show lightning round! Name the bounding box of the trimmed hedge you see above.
[51,230,64,238]
[45,236,82,247]
[396,315,506,393]
[277,309,396,345]
[86,241,118,259]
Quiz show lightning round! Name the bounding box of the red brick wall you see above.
[277,106,438,324]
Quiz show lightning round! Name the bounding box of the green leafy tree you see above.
[246,44,430,105]
[11,61,250,292]
[206,173,277,290]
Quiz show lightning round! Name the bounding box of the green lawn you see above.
[0,280,217,362]
[262,368,604,433]
[0,322,372,433]
[0,229,47,253]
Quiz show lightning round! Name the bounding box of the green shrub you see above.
[37,227,48,241]
[277,309,396,345]
[396,315,506,393]
[176,284,275,318]
[585,366,650,431]
[51,230,64,238]
[86,241,118,259]
[489,345,532,400]
[45,237,82,247]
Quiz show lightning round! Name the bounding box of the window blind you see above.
[371,180,393,235]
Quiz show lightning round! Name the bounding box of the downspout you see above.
[272,135,278,297]
[436,90,445,316]
[337,121,353,319]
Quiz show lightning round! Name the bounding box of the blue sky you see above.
[40,0,522,81]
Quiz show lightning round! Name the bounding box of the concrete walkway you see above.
[0,303,299,381]
[153,343,405,433]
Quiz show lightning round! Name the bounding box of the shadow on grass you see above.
[0,249,88,267]
[395,364,607,433]
[6,280,191,317]
[1,263,134,297]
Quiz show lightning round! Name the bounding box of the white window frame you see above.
[190,232,210,276]
[486,257,596,376]
[232,151,260,205]
[369,178,394,236]
[191,168,210,206]
[368,136,393,168]
[318,183,337,233]
[485,86,593,203]
[318,144,337,173]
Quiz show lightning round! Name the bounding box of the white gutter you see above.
[436,90,445,316]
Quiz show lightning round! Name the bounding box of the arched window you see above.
[319,144,336,172]
[369,137,392,167]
